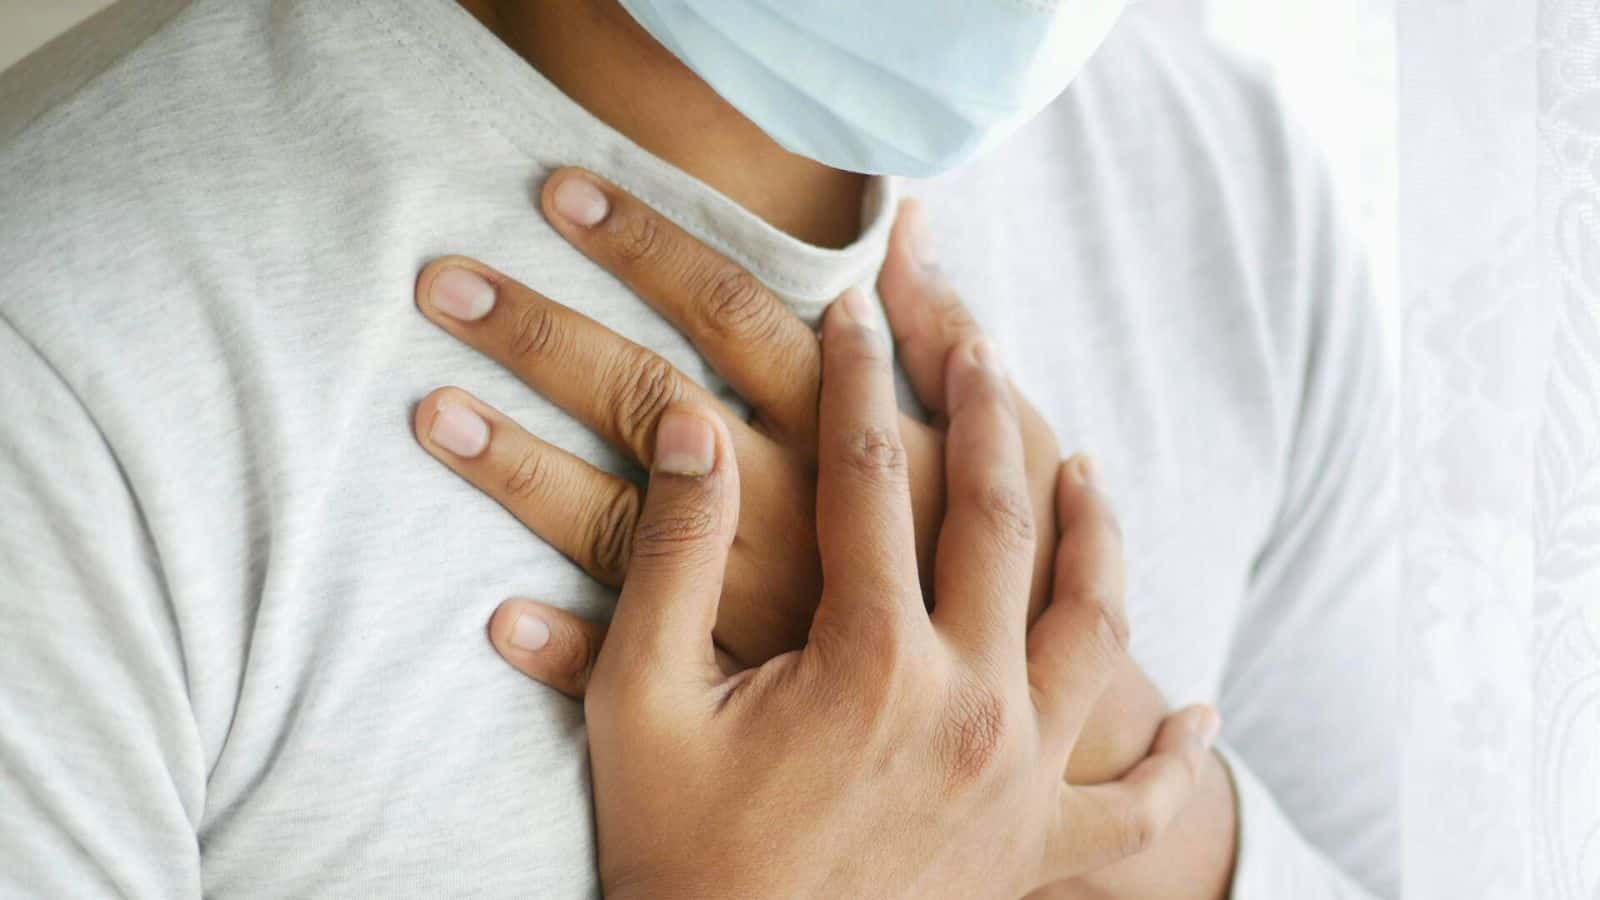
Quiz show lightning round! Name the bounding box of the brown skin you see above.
[525,291,1217,898]
[456,0,867,248]
[413,176,1237,897]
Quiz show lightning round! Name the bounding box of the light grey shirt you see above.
[0,1,1396,897]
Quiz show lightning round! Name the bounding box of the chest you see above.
[167,161,1282,893]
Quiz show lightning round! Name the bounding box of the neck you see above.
[458,0,868,249]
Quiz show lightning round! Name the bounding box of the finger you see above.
[488,599,606,700]
[599,404,739,682]
[416,256,749,467]
[1027,454,1129,753]
[813,290,922,633]
[876,198,982,418]
[1047,705,1219,879]
[876,202,1059,628]
[541,168,823,440]
[487,599,744,699]
[929,337,1034,658]
[876,197,1060,458]
[414,387,641,587]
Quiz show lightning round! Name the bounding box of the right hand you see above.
[572,293,1217,899]
[413,172,1167,782]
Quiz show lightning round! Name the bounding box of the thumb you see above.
[595,404,739,686]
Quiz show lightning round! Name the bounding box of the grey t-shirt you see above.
[0,1,1396,897]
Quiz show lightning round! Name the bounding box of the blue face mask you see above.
[618,0,1127,177]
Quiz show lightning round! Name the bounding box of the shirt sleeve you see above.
[1214,143,1400,899]
[0,315,205,898]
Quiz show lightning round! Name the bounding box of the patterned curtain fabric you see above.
[1398,1,1600,897]
[1188,0,1599,892]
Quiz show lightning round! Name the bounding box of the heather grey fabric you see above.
[0,2,1395,896]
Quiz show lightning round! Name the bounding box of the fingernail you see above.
[1197,707,1221,748]
[907,203,937,269]
[552,176,609,227]
[429,402,490,458]
[431,268,496,321]
[510,612,551,652]
[655,409,715,476]
[1068,454,1098,487]
[837,288,879,333]
[968,338,1003,376]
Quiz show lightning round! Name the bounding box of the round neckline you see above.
[359,0,897,309]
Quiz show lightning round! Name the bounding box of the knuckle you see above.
[832,326,892,370]
[695,265,779,342]
[503,448,550,501]
[937,681,1010,789]
[841,426,908,486]
[853,599,912,668]
[609,209,665,265]
[630,504,720,562]
[507,299,560,361]
[612,353,682,456]
[544,623,599,692]
[932,292,977,341]
[588,485,640,581]
[816,599,916,707]
[976,483,1035,552]
[1089,591,1132,662]
[1117,795,1163,857]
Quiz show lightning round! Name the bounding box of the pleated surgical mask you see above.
[619,0,1127,176]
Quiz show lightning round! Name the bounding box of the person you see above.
[0,1,1396,897]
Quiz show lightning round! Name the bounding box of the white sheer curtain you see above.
[1187,1,1600,895]
[1400,1,1600,897]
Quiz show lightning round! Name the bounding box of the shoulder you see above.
[0,0,365,359]
[1,0,189,143]
[0,0,272,299]
[0,0,280,176]
[1062,7,1372,367]
[1077,7,1342,241]
[998,7,1386,453]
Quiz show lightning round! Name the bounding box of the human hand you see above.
[412,169,1165,782]
[565,293,1217,899]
